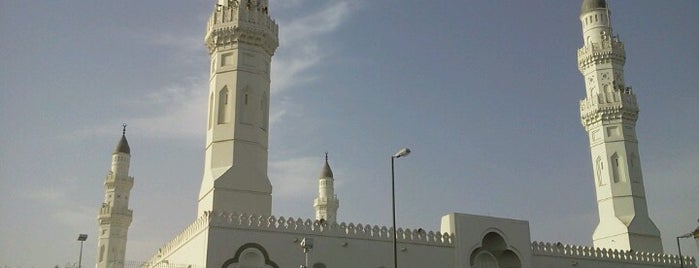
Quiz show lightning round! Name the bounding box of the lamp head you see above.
[679,233,694,239]
[77,234,88,241]
[393,148,411,158]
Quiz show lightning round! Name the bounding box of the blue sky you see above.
[1,1,698,267]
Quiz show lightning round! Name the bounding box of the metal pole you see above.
[78,240,84,268]
[677,236,684,268]
[391,156,397,268]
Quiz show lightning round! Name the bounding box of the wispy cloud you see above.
[25,186,96,228]
[272,1,352,93]
[269,156,319,198]
[127,77,208,140]
[75,2,355,142]
[72,76,207,141]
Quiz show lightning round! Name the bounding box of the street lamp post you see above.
[77,234,88,268]
[391,148,411,268]
[677,233,693,268]
[299,237,314,268]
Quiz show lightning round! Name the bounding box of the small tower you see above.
[578,0,662,252]
[96,124,134,268]
[313,153,340,224]
[198,0,279,216]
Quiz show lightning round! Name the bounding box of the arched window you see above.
[240,89,252,125]
[596,156,605,186]
[99,245,105,262]
[611,153,621,183]
[312,263,326,268]
[208,92,214,129]
[218,87,230,124]
[261,93,268,131]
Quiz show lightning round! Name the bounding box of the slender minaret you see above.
[198,0,279,216]
[578,0,662,252]
[96,124,134,268]
[314,153,340,224]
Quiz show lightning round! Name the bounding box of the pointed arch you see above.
[596,156,605,186]
[218,87,230,124]
[260,93,268,131]
[208,92,214,129]
[240,87,252,125]
[99,245,105,262]
[611,153,622,183]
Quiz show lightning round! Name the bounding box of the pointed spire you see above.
[320,152,333,178]
[114,123,130,154]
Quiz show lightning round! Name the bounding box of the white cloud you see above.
[269,156,319,198]
[71,76,208,141]
[127,77,208,140]
[271,1,353,93]
[74,2,355,142]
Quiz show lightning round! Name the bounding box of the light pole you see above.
[77,234,88,268]
[677,233,693,268]
[299,237,314,268]
[391,148,410,268]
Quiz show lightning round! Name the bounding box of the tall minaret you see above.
[198,0,279,216]
[578,0,662,252]
[314,153,340,224]
[96,124,134,268]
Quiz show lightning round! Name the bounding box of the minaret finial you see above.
[122,123,127,136]
[325,152,328,162]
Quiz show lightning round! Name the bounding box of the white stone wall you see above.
[142,212,695,268]
[531,242,695,268]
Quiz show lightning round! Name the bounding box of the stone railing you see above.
[204,0,279,54]
[142,213,211,267]
[143,211,453,267]
[128,260,199,268]
[208,211,454,246]
[577,39,626,70]
[98,205,133,218]
[580,91,638,126]
[532,241,696,267]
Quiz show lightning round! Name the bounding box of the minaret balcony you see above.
[104,173,134,185]
[580,91,639,126]
[205,3,279,54]
[578,40,626,69]
[99,205,133,218]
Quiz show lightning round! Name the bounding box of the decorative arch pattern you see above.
[222,243,279,268]
[469,232,522,268]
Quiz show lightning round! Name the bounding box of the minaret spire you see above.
[578,0,662,252]
[96,126,134,268]
[314,153,340,224]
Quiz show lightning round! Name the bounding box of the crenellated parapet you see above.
[580,90,638,128]
[532,241,696,267]
[143,211,454,268]
[104,171,134,188]
[207,211,453,246]
[578,39,625,71]
[204,0,279,55]
[142,213,212,268]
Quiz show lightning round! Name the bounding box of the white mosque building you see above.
[93,0,698,267]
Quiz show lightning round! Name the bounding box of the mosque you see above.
[92,0,698,267]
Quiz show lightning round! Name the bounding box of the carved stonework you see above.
[221,243,279,268]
